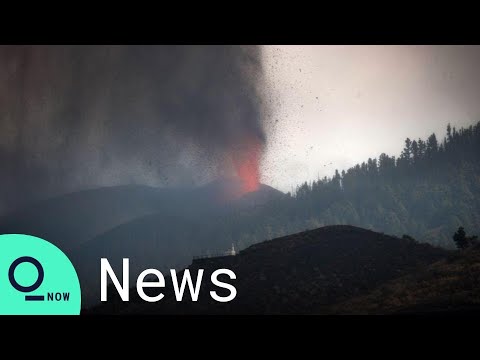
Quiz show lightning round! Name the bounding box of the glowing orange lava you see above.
[232,136,262,194]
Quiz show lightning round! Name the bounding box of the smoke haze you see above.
[0,45,267,212]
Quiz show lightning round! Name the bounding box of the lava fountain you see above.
[231,135,263,194]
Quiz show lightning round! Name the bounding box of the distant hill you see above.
[90,225,452,315]
[0,179,284,252]
[0,185,166,252]
[0,178,285,307]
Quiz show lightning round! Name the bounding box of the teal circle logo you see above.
[0,234,81,315]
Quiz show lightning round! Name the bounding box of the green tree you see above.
[426,133,438,157]
[400,138,412,164]
[411,140,419,164]
[418,139,426,158]
[453,227,478,249]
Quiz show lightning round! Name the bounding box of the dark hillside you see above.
[330,244,480,315]
[92,225,448,314]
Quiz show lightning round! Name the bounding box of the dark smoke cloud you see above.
[0,45,267,213]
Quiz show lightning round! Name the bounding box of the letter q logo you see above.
[0,234,81,315]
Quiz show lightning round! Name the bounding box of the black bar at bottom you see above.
[25,295,44,301]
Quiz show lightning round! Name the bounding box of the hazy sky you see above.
[260,45,480,192]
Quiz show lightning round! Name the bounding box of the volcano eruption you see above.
[0,45,269,212]
[232,135,264,194]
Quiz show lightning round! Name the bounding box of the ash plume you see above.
[0,45,267,213]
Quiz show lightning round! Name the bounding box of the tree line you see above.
[220,122,480,250]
